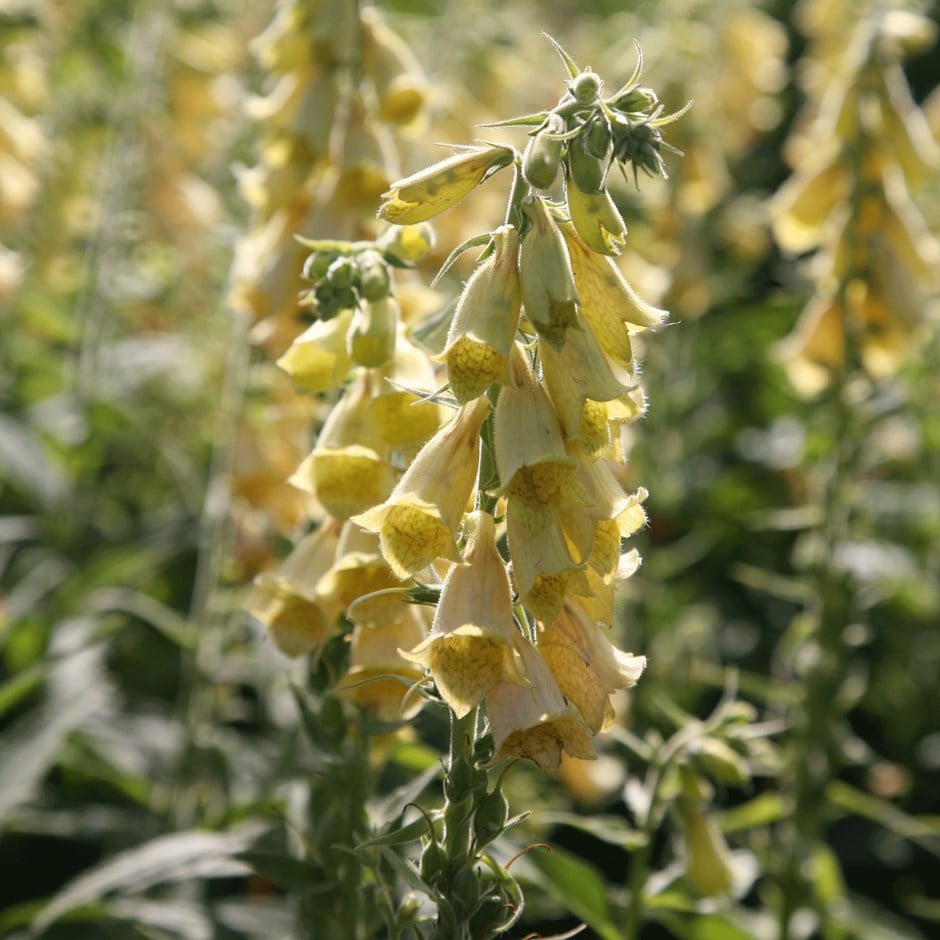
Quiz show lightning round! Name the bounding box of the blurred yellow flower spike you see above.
[401,510,529,718]
[244,521,343,657]
[348,295,399,368]
[360,7,429,127]
[317,523,411,628]
[520,196,581,350]
[539,310,637,442]
[878,61,940,187]
[352,396,490,578]
[339,606,430,722]
[561,221,668,338]
[289,374,395,520]
[276,309,354,393]
[769,150,847,255]
[377,145,514,224]
[486,635,595,774]
[438,225,522,403]
[565,182,627,256]
[539,600,646,733]
[494,345,582,505]
[675,800,737,898]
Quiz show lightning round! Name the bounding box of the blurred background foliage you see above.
[1,0,938,937]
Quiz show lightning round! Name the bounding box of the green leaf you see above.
[28,825,266,937]
[237,850,322,890]
[522,845,620,940]
[826,781,940,857]
[357,813,441,850]
[719,793,790,834]
[0,636,111,825]
[538,812,644,849]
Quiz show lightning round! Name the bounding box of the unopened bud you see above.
[570,69,602,104]
[356,249,391,302]
[522,115,566,190]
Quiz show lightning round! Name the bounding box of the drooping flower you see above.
[289,372,395,520]
[339,605,430,721]
[519,195,581,350]
[401,510,528,717]
[539,600,646,733]
[494,345,585,510]
[276,309,355,393]
[486,634,595,774]
[352,396,490,578]
[244,521,342,657]
[316,522,411,628]
[438,225,522,403]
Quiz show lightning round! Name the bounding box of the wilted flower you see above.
[352,397,490,578]
[401,511,528,717]
[377,145,514,224]
[486,634,595,774]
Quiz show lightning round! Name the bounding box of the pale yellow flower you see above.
[560,221,668,350]
[539,311,637,442]
[316,523,411,628]
[539,600,646,733]
[486,635,595,774]
[769,148,847,255]
[378,145,514,224]
[494,345,586,509]
[339,606,430,722]
[519,196,580,350]
[507,498,588,626]
[289,373,395,520]
[352,397,490,577]
[276,309,354,393]
[438,225,522,403]
[244,521,342,657]
[401,510,528,717]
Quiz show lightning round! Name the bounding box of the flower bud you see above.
[519,196,580,349]
[522,114,566,190]
[378,222,435,263]
[568,138,607,195]
[473,789,509,848]
[570,69,603,104]
[378,145,514,224]
[356,249,391,302]
[565,182,627,256]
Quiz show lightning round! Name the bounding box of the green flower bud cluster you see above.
[505,39,688,254]
[299,239,415,321]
